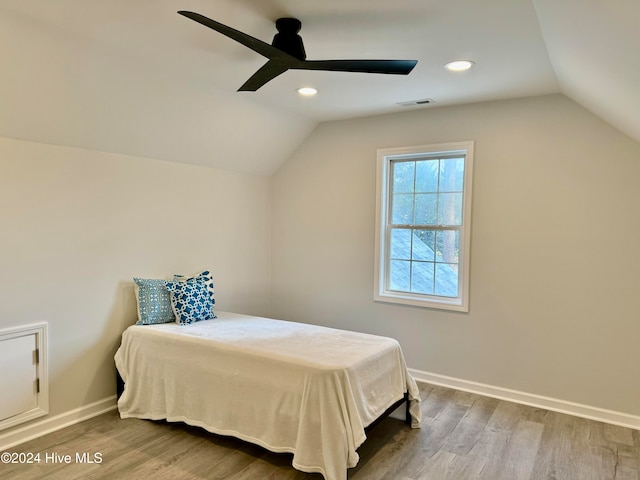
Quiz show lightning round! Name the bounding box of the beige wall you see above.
[0,137,272,427]
[3,92,639,437]
[271,94,640,416]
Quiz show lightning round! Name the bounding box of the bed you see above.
[114,311,421,480]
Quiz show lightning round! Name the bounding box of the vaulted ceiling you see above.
[0,0,638,175]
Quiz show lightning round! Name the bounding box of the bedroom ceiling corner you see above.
[0,0,318,177]
[0,0,638,176]
[532,0,640,145]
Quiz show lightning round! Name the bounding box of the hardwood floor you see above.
[3,383,639,479]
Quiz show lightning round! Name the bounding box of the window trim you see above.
[374,141,474,312]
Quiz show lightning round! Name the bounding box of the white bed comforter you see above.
[114,312,420,480]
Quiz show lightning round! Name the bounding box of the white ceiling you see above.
[0,0,637,175]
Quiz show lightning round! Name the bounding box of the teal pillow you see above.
[173,270,216,319]
[165,279,215,325]
[134,277,175,325]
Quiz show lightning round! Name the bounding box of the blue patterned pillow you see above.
[165,279,215,325]
[173,270,216,318]
[133,278,175,325]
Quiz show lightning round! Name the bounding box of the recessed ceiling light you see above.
[444,60,475,72]
[297,87,318,96]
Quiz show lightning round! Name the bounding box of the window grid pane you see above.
[388,156,464,298]
[391,159,465,228]
[411,261,435,295]
[387,227,460,298]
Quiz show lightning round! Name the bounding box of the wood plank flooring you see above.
[3,383,639,479]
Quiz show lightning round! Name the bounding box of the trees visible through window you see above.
[375,142,473,311]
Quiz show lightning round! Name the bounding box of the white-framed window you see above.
[374,141,474,311]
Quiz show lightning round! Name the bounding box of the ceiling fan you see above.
[178,11,418,92]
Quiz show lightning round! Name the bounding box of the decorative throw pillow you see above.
[173,270,216,318]
[165,279,215,325]
[133,277,175,325]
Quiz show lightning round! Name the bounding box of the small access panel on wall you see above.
[0,323,48,431]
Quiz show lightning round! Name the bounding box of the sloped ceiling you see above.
[0,0,637,176]
[533,0,640,144]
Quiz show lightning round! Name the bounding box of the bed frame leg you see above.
[116,369,124,400]
[404,392,411,425]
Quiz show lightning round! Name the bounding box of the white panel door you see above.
[0,334,38,421]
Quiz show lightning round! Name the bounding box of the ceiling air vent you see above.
[397,98,435,107]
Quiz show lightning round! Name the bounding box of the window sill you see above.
[374,291,468,312]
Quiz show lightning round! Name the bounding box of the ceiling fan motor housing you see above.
[273,18,306,60]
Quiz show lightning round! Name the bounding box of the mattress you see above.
[114,311,420,480]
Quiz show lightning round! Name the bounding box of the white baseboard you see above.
[0,395,117,451]
[409,368,640,431]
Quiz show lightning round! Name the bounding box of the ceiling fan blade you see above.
[294,59,418,75]
[178,12,418,92]
[178,11,293,61]
[238,61,290,91]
